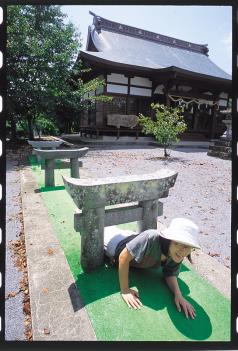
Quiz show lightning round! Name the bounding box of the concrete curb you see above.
[21,166,96,341]
[61,134,211,149]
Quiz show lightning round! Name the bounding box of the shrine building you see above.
[78,11,232,140]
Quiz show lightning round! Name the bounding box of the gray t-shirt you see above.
[115,229,181,277]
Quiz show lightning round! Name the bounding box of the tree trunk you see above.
[10,117,17,142]
[27,116,34,140]
[164,145,170,158]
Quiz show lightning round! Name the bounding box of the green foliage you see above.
[7,5,112,139]
[139,103,187,157]
[34,113,60,137]
[7,5,80,139]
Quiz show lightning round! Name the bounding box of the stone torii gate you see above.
[63,169,177,272]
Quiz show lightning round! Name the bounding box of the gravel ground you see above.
[81,144,231,268]
[5,154,25,340]
[4,142,231,340]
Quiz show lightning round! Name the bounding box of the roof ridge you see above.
[89,11,209,56]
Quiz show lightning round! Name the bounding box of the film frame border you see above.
[0,0,5,346]
[0,0,237,350]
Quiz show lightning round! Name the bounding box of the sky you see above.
[61,5,232,75]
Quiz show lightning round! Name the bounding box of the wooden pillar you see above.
[103,73,107,126]
[126,77,131,114]
[210,96,219,139]
[163,81,173,108]
[193,106,199,131]
[165,91,171,107]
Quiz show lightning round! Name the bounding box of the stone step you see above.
[207,150,231,160]
[209,145,231,153]
[211,139,231,147]
[181,132,207,141]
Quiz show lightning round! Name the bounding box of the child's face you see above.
[169,241,193,263]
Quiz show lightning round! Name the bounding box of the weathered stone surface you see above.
[80,207,105,270]
[63,169,177,271]
[45,159,55,187]
[34,148,88,159]
[209,145,231,153]
[138,199,158,232]
[28,140,63,149]
[34,148,89,187]
[63,169,177,209]
[207,139,231,160]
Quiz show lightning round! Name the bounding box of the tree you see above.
[7,5,111,140]
[54,61,111,134]
[139,103,187,157]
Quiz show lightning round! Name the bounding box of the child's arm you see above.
[165,276,196,319]
[118,247,143,309]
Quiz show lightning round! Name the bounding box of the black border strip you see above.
[231,1,238,345]
[0,2,6,345]
[0,1,237,350]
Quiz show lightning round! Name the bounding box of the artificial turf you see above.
[30,157,230,341]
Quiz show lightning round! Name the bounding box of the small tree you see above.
[139,103,187,157]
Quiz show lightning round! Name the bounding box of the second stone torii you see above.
[34,148,89,187]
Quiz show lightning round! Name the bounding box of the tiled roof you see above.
[80,12,231,81]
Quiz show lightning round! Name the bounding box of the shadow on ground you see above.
[70,263,212,341]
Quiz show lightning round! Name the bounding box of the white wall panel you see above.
[219,99,227,107]
[219,92,228,99]
[154,84,164,94]
[107,84,128,94]
[178,85,192,92]
[130,87,152,97]
[130,76,152,87]
[107,73,128,84]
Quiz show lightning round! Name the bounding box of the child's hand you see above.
[174,293,196,319]
[121,288,143,309]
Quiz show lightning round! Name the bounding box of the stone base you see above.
[207,139,231,160]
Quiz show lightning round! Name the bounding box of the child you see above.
[104,218,200,319]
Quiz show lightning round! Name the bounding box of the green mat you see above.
[30,156,230,341]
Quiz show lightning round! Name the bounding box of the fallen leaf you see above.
[208,252,220,257]
[23,302,31,314]
[25,331,33,340]
[7,291,17,298]
[42,288,49,294]
[44,328,50,335]
[47,248,54,255]
[23,296,30,303]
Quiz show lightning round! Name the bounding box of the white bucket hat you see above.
[160,218,201,249]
